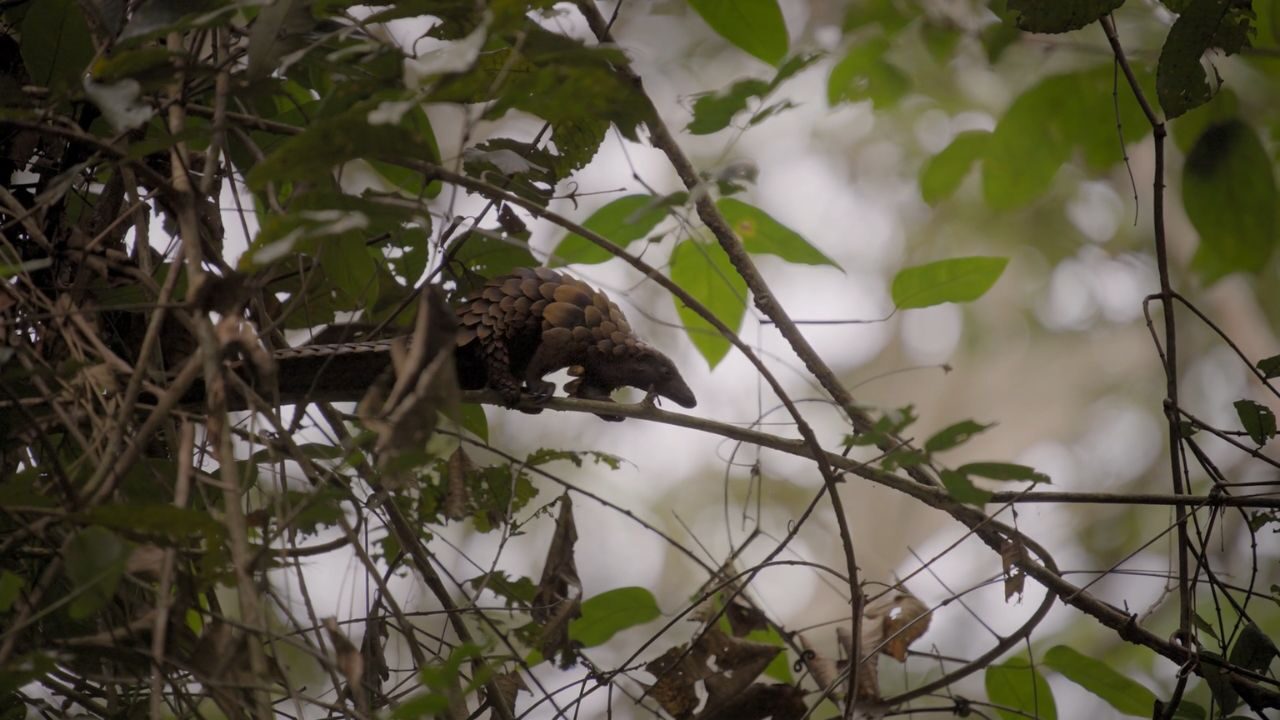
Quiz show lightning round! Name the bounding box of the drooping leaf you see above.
[20,0,93,92]
[920,131,990,204]
[1233,399,1276,446]
[924,420,993,453]
[1157,0,1253,118]
[891,257,1008,309]
[65,527,129,620]
[0,571,24,612]
[1228,622,1278,674]
[957,462,1050,483]
[569,587,661,647]
[718,198,839,267]
[671,239,748,368]
[1184,121,1278,283]
[688,79,771,135]
[1257,354,1280,379]
[1043,645,1157,717]
[941,469,992,505]
[1006,0,1125,34]
[985,657,1058,720]
[550,195,671,266]
[827,36,910,109]
[687,0,788,66]
[245,99,438,190]
[1200,651,1240,713]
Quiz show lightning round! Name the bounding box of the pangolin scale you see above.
[454,267,696,417]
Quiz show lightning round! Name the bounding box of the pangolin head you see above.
[610,344,697,409]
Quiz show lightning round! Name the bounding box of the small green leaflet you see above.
[687,54,821,135]
[985,658,1057,720]
[65,527,129,620]
[718,198,839,268]
[1233,399,1276,446]
[891,256,1008,309]
[924,420,993,453]
[550,195,671,266]
[827,36,910,109]
[958,462,1050,483]
[920,131,990,204]
[569,587,660,647]
[1258,353,1280,379]
[1184,121,1278,283]
[687,0,788,66]
[1043,645,1157,717]
[671,239,747,368]
[0,571,25,612]
[941,469,991,505]
[1157,0,1253,119]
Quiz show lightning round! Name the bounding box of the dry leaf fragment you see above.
[358,287,460,488]
[1001,537,1027,601]
[488,670,529,719]
[696,683,805,720]
[646,626,781,719]
[533,495,582,667]
[444,447,472,520]
[323,616,364,703]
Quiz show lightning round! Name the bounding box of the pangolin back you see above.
[453,267,695,411]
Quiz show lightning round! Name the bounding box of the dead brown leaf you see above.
[358,286,459,488]
[1001,537,1027,601]
[533,495,582,667]
[444,447,472,520]
[646,626,781,719]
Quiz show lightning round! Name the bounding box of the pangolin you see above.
[454,267,696,418]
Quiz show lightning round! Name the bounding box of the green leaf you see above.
[718,198,839,267]
[920,131,990,204]
[924,420,993,453]
[1201,651,1239,713]
[688,0,788,66]
[569,587,660,647]
[550,195,670,266]
[827,36,910,109]
[671,239,748,368]
[1157,0,1253,118]
[985,658,1057,720]
[1233,399,1276,446]
[20,0,93,92]
[1229,621,1279,673]
[322,235,381,309]
[83,504,221,540]
[1006,0,1124,34]
[941,469,992,505]
[65,527,129,620]
[1185,121,1278,283]
[891,257,1008,309]
[1257,354,1280,379]
[1043,645,1157,717]
[459,404,489,442]
[245,99,437,190]
[0,571,24,612]
[1171,701,1206,720]
[688,78,771,135]
[958,462,1050,483]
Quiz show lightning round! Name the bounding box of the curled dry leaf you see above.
[533,494,582,668]
[322,616,363,702]
[1001,536,1027,601]
[358,286,460,489]
[646,626,781,719]
[488,670,529,719]
[444,447,472,521]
